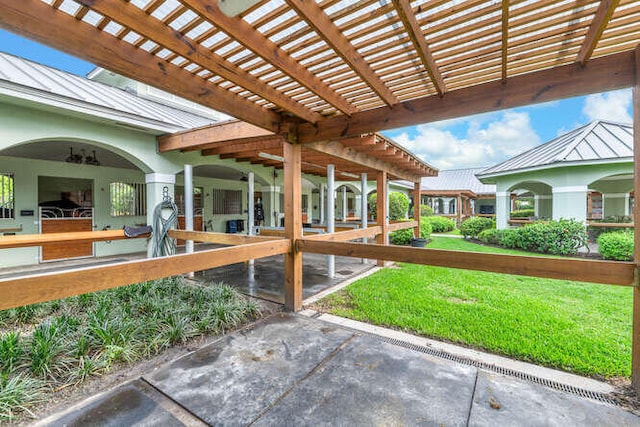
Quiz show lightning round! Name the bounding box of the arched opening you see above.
[588,173,633,221]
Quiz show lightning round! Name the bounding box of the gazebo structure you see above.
[1,0,640,390]
[478,120,633,229]
[419,168,497,225]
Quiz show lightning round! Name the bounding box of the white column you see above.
[626,193,631,216]
[327,165,335,278]
[361,173,368,264]
[342,186,347,220]
[248,172,255,235]
[319,184,325,225]
[534,195,540,217]
[145,173,176,257]
[495,191,511,229]
[184,165,194,277]
[552,185,588,223]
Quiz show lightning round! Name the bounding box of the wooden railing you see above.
[0,225,636,313]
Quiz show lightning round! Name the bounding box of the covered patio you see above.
[2,0,640,416]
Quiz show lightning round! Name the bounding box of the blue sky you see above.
[0,29,633,170]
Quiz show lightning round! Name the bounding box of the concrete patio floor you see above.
[41,314,640,427]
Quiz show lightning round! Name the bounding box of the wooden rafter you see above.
[180,0,356,116]
[201,137,283,156]
[501,0,509,84]
[298,50,635,142]
[577,0,620,65]
[285,0,398,106]
[75,0,320,124]
[0,0,283,132]
[392,0,446,96]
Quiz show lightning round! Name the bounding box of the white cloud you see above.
[582,89,632,123]
[390,112,541,170]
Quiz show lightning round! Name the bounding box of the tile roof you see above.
[421,168,496,195]
[478,120,633,178]
[0,52,217,132]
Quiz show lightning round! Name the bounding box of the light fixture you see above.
[218,0,262,17]
[258,152,284,162]
[65,147,100,166]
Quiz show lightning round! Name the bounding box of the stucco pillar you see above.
[495,191,511,229]
[536,195,552,219]
[327,165,335,278]
[145,172,175,257]
[552,185,588,223]
[260,185,280,227]
[342,186,348,220]
[603,193,628,217]
[319,184,325,225]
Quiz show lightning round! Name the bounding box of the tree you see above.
[389,192,409,220]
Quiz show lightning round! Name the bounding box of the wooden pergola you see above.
[1,0,640,389]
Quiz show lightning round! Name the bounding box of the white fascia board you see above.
[477,158,633,180]
[0,81,186,135]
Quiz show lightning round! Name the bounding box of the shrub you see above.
[410,204,433,218]
[390,228,413,245]
[389,192,409,221]
[368,193,377,220]
[510,209,535,218]
[598,231,633,261]
[477,228,505,245]
[389,220,432,245]
[420,219,432,240]
[423,216,456,233]
[497,219,588,255]
[459,217,495,238]
[499,228,521,249]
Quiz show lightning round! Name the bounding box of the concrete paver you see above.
[254,334,476,426]
[468,371,640,427]
[42,314,640,426]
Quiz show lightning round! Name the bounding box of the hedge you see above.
[499,219,587,255]
[422,216,456,233]
[459,217,495,238]
[510,209,535,218]
[389,219,432,245]
[597,230,633,261]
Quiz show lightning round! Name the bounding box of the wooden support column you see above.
[283,139,303,312]
[632,43,640,391]
[457,194,463,225]
[414,182,421,238]
[376,171,388,267]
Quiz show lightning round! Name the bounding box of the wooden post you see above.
[457,194,462,226]
[283,140,302,312]
[632,43,640,391]
[377,171,388,266]
[414,182,421,238]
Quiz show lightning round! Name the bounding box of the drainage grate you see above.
[363,332,617,406]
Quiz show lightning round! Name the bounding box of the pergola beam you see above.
[181,0,356,116]
[286,0,398,106]
[158,121,274,152]
[305,139,422,182]
[298,50,635,142]
[577,0,620,65]
[75,0,321,124]
[501,0,509,84]
[201,137,283,156]
[0,0,283,133]
[392,0,446,96]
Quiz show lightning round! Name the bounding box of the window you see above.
[0,172,14,219]
[110,182,146,216]
[175,186,203,215]
[212,189,242,214]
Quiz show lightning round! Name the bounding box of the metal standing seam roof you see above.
[477,120,633,178]
[421,168,496,195]
[0,52,218,132]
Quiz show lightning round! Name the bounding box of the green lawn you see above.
[319,237,632,379]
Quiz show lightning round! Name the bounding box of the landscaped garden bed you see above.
[313,237,632,380]
[0,277,268,423]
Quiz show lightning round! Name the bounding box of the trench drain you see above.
[350,327,617,406]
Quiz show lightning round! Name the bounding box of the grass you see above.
[427,235,560,257]
[435,228,461,236]
[0,277,260,422]
[319,237,632,379]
